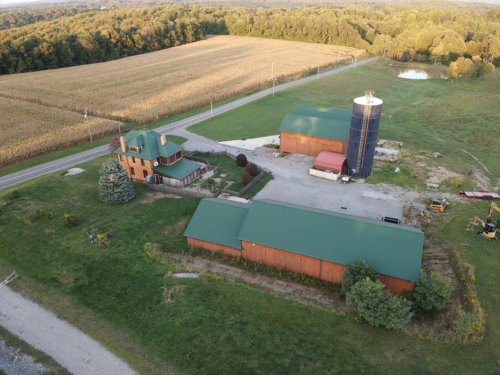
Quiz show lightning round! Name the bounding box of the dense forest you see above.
[1,1,500,75]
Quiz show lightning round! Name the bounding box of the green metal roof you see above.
[184,199,251,250]
[114,130,183,160]
[278,114,350,141]
[154,158,201,181]
[238,200,424,282]
[296,105,352,121]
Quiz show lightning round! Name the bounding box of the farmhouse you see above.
[115,130,202,187]
[185,199,424,295]
[279,106,351,157]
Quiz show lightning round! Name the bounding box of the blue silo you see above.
[345,91,383,179]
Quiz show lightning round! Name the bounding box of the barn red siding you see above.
[241,240,322,277]
[320,260,347,284]
[378,275,415,295]
[187,238,242,258]
[280,132,344,156]
[187,238,414,295]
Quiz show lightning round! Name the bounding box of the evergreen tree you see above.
[98,158,135,204]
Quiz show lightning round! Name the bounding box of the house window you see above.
[141,159,145,166]
[143,170,148,178]
[176,151,182,159]
[160,157,168,164]
[132,157,136,163]
[129,146,139,153]
[131,167,135,175]
[119,154,123,161]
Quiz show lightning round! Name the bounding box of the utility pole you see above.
[85,109,93,143]
[211,101,213,117]
[272,62,274,96]
[317,66,319,78]
[115,121,121,136]
[354,56,357,68]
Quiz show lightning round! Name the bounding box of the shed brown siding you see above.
[187,237,242,258]
[241,240,321,277]
[378,275,415,295]
[280,131,344,157]
[320,260,347,284]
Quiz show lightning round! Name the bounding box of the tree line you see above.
[1,2,499,75]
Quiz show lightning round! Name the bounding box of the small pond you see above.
[393,67,446,80]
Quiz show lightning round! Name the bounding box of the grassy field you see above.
[190,59,500,181]
[0,155,500,374]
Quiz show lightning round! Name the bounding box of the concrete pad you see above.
[218,135,280,150]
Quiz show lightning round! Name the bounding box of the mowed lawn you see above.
[0,155,499,374]
[190,59,500,177]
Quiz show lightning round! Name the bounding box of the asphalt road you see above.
[0,57,376,190]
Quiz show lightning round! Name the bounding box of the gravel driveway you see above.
[0,286,136,375]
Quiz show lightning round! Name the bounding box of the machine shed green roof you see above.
[278,114,350,141]
[238,200,424,282]
[295,105,352,122]
[184,199,251,250]
[114,130,183,160]
[154,158,201,180]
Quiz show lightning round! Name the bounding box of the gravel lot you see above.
[174,128,428,220]
[0,340,47,375]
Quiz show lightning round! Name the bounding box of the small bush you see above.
[8,190,20,200]
[34,209,57,219]
[242,172,253,187]
[342,259,378,294]
[245,163,259,177]
[236,153,248,167]
[62,214,78,228]
[455,313,479,339]
[410,271,453,312]
[346,278,413,329]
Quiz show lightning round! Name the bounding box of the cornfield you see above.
[0,97,117,166]
[0,35,363,166]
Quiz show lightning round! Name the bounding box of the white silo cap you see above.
[354,91,383,106]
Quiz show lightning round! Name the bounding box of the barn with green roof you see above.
[185,198,424,295]
[279,105,352,157]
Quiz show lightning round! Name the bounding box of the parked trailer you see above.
[458,191,500,200]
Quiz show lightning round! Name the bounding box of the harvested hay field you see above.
[0,97,116,166]
[0,36,363,126]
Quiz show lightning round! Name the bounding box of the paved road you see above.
[0,57,376,190]
[0,286,137,375]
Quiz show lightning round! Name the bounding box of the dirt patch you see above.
[44,229,55,234]
[172,254,349,312]
[139,192,182,203]
[426,166,462,185]
[473,171,491,190]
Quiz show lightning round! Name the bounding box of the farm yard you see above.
[1,58,500,374]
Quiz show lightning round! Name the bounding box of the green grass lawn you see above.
[1,155,500,374]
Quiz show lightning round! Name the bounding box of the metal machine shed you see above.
[184,199,250,250]
[314,151,346,172]
[295,105,352,121]
[278,114,350,141]
[238,200,424,283]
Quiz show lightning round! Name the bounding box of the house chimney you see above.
[161,135,167,146]
[120,136,127,152]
